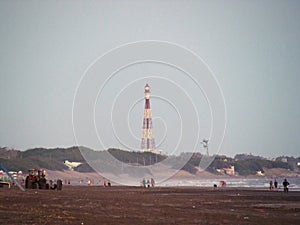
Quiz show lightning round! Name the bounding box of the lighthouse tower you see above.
[140,84,156,153]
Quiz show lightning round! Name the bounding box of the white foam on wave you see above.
[159,178,300,190]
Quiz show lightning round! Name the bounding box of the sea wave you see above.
[160,178,300,190]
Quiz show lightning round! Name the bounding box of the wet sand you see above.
[0,186,299,225]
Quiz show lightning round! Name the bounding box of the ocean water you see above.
[161,177,300,191]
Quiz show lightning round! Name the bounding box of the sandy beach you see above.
[0,186,299,225]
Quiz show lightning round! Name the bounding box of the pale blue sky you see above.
[0,0,299,157]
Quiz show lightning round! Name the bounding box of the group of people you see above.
[269,178,290,192]
[103,179,111,187]
[49,179,62,190]
[142,178,155,188]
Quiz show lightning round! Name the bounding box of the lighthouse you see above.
[140,84,156,153]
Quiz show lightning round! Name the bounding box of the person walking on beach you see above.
[274,179,278,190]
[151,178,155,187]
[283,178,289,193]
[57,179,63,190]
[146,179,150,188]
[269,180,273,191]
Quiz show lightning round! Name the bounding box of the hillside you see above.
[0,146,88,171]
[0,147,299,177]
[0,147,166,173]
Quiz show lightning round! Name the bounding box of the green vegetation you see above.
[108,148,166,166]
[21,146,85,162]
[181,153,295,176]
[234,159,293,176]
[0,147,167,172]
[0,146,86,172]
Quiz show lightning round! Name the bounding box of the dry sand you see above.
[0,186,299,225]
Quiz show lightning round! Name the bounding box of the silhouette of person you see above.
[269,180,273,191]
[283,178,289,193]
[274,179,278,189]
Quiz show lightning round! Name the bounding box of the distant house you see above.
[64,160,83,171]
[266,158,275,161]
[216,166,235,176]
[256,170,265,176]
[281,157,288,163]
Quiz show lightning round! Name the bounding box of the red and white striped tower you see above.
[141,84,156,153]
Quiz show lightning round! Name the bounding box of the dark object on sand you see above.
[57,179,63,190]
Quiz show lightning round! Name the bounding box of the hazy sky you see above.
[0,0,299,157]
